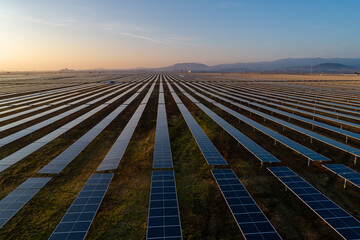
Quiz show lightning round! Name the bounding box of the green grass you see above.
[1,78,360,239]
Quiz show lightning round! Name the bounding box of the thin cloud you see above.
[120,32,166,44]
[98,22,197,45]
[5,14,77,28]
[120,32,197,44]
[97,22,151,33]
[3,9,196,45]
[165,34,198,42]
[22,17,71,27]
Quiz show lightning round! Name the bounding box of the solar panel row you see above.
[0,82,130,138]
[1,104,75,133]
[211,169,282,240]
[0,82,143,154]
[250,84,360,110]
[182,82,329,162]
[253,102,360,142]
[1,104,57,122]
[233,84,360,114]
[0,104,32,115]
[0,83,99,106]
[192,82,360,160]
[211,83,360,123]
[249,81,360,102]
[0,76,147,171]
[0,83,109,122]
[153,80,173,169]
[0,84,103,115]
[0,104,87,146]
[48,173,113,240]
[268,82,360,101]
[146,76,183,239]
[38,82,148,174]
[201,82,360,141]
[13,76,153,240]
[146,170,183,240]
[323,164,360,189]
[169,81,279,163]
[0,104,106,172]
[165,79,227,165]
[0,177,51,228]
[224,83,360,118]
[268,166,360,240]
[97,81,156,171]
[247,93,360,130]
[212,79,358,115]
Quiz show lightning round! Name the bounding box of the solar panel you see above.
[165,80,227,165]
[1,105,49,122]
[201,82,360,142]
[323,164,360,188]
[0,83,125,132]
[146,170,182,240]
[0,90,53,105]
[253,101,360,141]
[260,82,360,102]
[38,82,147,174]
[0,105,86,145]
[268,166,360,240]
[0,104,72,132]
[323,164,357,175]
[170,81,279,163]
[193,82,360,159]
[97,82,156,171]
[256,98,360,132]
[0,82,136,148]
[0,104,103,171]
[0,105,30,115]
[0,84,103,122]
[211,169,282,240]
[204,82,360,131]
[153,84,173,169]
[237,84,360,115]
[48,173,113,240]
[221,82,360,119]
[0,81,151,172]
[182,82,329,162]
[0,177,51,228]
[0,83,97,106]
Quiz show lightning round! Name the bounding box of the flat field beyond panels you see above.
[1,72,360,240]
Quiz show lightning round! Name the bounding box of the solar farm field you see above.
[1,72,360,240]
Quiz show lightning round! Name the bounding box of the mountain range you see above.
[149,58,360,73]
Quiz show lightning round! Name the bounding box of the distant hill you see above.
[147,58,360,73]
[284,62,358,73]
[153,63,210,71]
[312,63,354,69]
[79,58,360,73]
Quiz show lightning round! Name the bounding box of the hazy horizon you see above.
[1,0,360,71]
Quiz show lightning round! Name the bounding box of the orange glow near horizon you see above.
[0,28,191,71]
[0,6,205,71]
[1,1,359,71]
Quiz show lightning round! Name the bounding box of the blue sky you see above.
[1,0,359,70]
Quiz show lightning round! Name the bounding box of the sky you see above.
[1,0,360,71]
